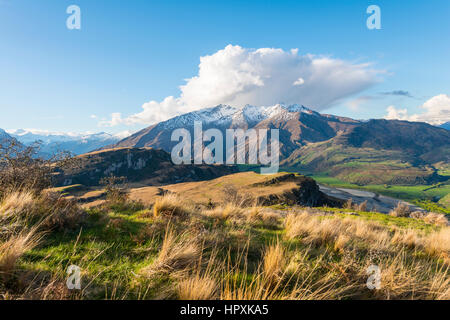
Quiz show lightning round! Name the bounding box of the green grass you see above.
[313,206,438,232]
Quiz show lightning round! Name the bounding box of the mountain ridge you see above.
[7,129,123,156]
[109,103,449,185]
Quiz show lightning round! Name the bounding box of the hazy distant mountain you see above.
[7,129,125,156]
[440,122,450,130]
[0,128,19,147]
[0,128,12,141]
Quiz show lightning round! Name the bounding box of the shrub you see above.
[356,200,368,212]
[344,198,354,210]
[0,139,75,198]
[389,202,411,217]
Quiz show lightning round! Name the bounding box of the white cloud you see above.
[101,44,383,127]
[384,94,450,125]
[293,77,305,86]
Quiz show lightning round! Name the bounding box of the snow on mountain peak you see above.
[157,103,316,129]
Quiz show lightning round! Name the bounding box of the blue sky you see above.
[1,0,449,134]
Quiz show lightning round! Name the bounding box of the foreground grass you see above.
[1,191,449,300]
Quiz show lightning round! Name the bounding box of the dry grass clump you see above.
[389,202,411,217]
[0,190,84,233]
[177,275,217,300]
[202,203,244,221]
[285,211,391,250]
[422,212,449,227]
[220,245,356,300]
[176,255,219,300]
[0,191,35,217]
[423,228,450,260]
[360,250,450,300]
[153,194,192,218]
[391,229,422,249]
[0,228,42,278]
[245,207,282,227]
[410,211,426,219]
[342,199,368,212]
[37,192,85,231]
[356,201,368,212]
[344,198,354,210]
[140,228,200,277]
[262,241,286,285]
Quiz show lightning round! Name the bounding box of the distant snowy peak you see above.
[0,128,12,141]
[7,130,122,156]
[158,103,316,129]
[157,104,238,130]
[8,130,118,143]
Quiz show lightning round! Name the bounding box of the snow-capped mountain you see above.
[111,103,360,157]
[154,103,317,130]
[0,128,16,145]
[7,129,126,156]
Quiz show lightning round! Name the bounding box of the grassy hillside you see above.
[1,188,449,300]
[284,142,439,186]
[282,120,450,186]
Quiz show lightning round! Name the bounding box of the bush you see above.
[0,139,75,199]
[389,202,411,217]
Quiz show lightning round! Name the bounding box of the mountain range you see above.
[111,104,361,156]
[5,129,124,157]
[2,104,449,186]
[109,103,450,185]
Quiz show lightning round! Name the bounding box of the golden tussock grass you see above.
[0,191,35,217]
[153,193,192,218]
[422,212,449,227]
[424,227,450,260]
[177,275,217,300]
[285,211,389,249]
[140,227,200,278]
[262,241,286,285]
[0,227,42,278]
[246,207,282,227]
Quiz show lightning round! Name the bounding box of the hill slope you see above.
[54,147,237,187]
[283,120,450,185]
